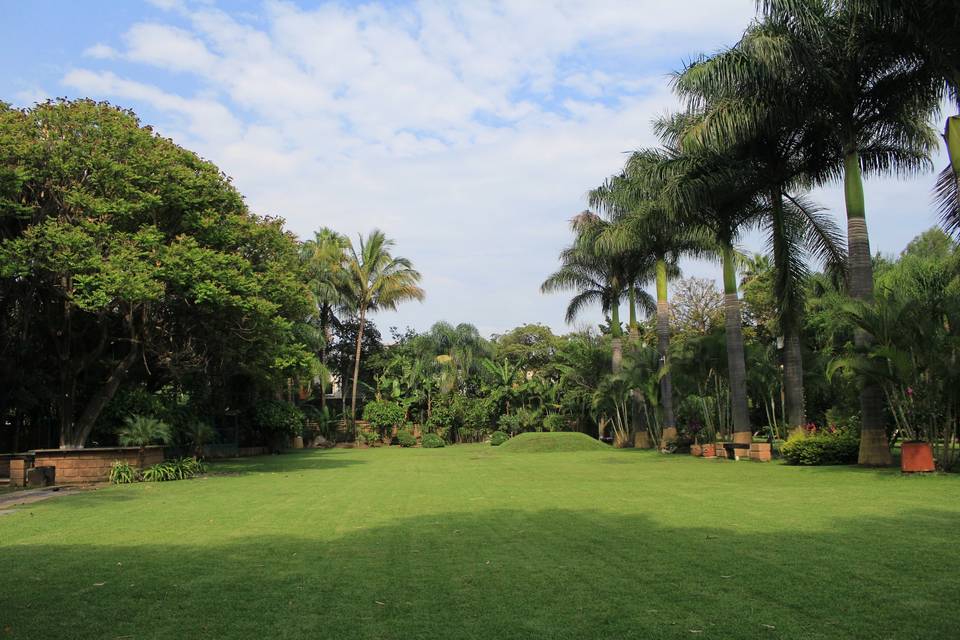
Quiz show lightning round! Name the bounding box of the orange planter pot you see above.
[702,444,716,458]
[690,444,703,457]
[901,442,935,473]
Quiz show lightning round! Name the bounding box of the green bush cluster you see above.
[363,401,405,434]
[490,431,510,446]
[421,433,445,448]
[110,457,206,484]
[780,430,859,465]
[254,400,305,438]
[397,428,417,447]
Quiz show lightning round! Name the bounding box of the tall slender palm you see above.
[640,136,764,445]
[755,0,941,463]
[541,212,654,376]
[589,151,710,447]
[342,230,424,436]
[670,39,848,432]
[300,228,349,410]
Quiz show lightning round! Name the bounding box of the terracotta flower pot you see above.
[901,441,935,473]
[690,443,703,457]
[702,444,716,458]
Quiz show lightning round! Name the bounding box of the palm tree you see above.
[300,228,350,410]
[639,137,763,446]
[541,212,654,376]
[672,43,845,436]
[342,230,424,436]
[118,415,171,469]
[589,152,710,447]
[753,1,941,464]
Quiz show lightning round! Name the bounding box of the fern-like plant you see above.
[118,415,172,469]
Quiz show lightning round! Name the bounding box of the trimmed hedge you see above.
[490,431,510,446]
[397,428,417,448]
[780,430,859,465]
[421,433,445,448]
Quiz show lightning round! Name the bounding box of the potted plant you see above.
[901,441,935,472]
[688,422,704,456]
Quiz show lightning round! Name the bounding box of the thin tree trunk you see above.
[655,259,676,447]
[350,307,366,441]
[770,189,807,432]
[71,345,140,448]
[845,151,892,465]
[782,329,805,428]
[722,244,751,446]
[610,300,622,374]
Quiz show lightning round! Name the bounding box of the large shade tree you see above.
[0,100,312,448]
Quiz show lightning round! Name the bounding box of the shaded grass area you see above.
[499,431,610,452]
[1,447,958,639]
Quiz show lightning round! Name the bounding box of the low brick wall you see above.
[10,457,33,487]
[31,447,165,484]
[750,442,772,462]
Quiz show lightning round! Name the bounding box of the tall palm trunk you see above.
[722,244,751,445]
[770,190,806,431]
[655,259,677,447]
[627,288,645,440]
[350,306,367,441]
[610,300,623,374]
[845,151,892,465]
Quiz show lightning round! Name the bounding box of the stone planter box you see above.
[28,446,165,485]
[749,442,772,462]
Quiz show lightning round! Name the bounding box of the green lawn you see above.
[1,446,958,639]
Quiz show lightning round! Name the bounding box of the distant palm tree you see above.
[589,152,710,447]
[342,230,424,436]
[300,228,350,410]
[541,212,654,375]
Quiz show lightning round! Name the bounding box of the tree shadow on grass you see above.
[1,506,957,640]
[207,449,367,475]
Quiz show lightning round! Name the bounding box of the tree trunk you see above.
[610,299,622,374]
[350,307,367,441]
[769,188,807,433]
[845,151,892,466]
[70,345,140,448]
[782,329,805,429]
[722,244,751,446]
[655,259,677,447]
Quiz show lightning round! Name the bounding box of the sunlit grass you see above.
[1,446,958,639]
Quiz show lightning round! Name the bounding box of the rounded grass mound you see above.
[497,431,609,453]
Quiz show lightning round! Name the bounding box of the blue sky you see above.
[1,0,949,338]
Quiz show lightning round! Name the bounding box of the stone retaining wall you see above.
[28,446,165,485]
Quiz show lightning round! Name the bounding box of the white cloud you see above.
[58,0,945,335]
[84,43,118,59]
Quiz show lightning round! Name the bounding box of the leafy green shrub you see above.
[426,403,455,439]
[397,428,417,447]
[254,400,305,439]
[109,461,138,484]
[490,431,510,446]
[363,401,405,435]
[142,457,207,482]
[358,430,380,446]
[780,429,859,465]
[118,415,172,448]
[543,413,566,432]
[497,413,521,434]
[421,433,445,448]
[458,396,496,441]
